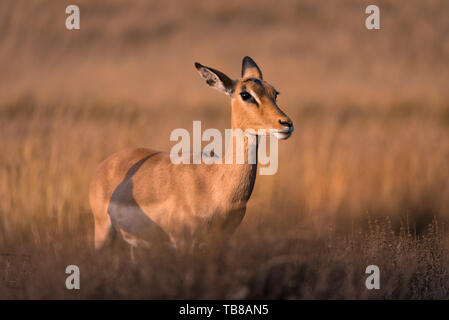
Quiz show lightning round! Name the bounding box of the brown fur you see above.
[89,57,293,255]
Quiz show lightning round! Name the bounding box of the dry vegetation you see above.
[1,0,449,299]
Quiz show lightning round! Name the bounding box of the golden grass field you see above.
[1,0,449,299]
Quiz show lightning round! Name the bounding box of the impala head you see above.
[195,56,294,140]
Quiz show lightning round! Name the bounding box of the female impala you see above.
[89,56,293,256]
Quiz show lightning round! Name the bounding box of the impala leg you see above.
[130,245,137,264]
[94,215,114,251]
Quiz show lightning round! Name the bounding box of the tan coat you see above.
[89,56,293,254]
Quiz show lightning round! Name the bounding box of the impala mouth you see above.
[272,130,292,140]
[272,125,293,140]
[244,128,293,139]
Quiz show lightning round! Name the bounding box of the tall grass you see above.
[1,0,449,298]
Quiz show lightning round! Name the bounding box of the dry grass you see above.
[1,0,449,299]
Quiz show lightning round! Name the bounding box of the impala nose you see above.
[279,119,294,133]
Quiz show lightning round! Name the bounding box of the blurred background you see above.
[1,0,449,299]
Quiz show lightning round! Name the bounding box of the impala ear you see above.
[194,62,235,96]
[241,56,263,80]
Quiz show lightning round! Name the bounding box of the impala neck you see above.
[218,116,258,203]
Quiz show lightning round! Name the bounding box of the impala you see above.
[89,56,293,258]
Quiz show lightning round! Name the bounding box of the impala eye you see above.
[240,92,253,102]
